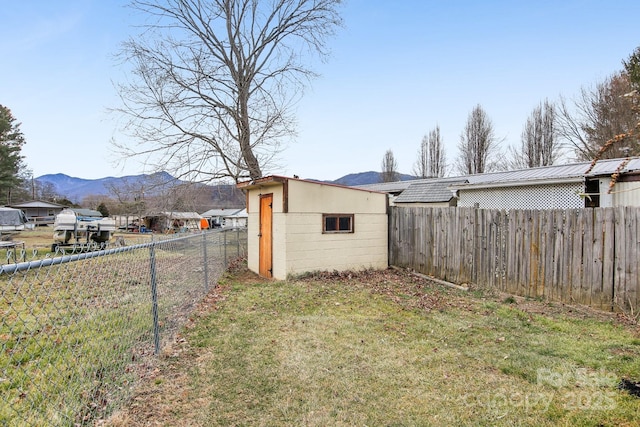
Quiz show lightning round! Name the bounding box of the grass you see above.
[106,267,640,426]
[0,258,154,426]
[1,229,230,426]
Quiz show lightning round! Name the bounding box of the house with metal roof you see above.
[223,208,248,228]
[200,208,247,228]
[7,200,66,225]
[359,157,640,210]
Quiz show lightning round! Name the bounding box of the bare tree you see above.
[115,0,343,183]
[557,72,640,160]
[509,99,560,168]
[380,149,399,183]
[455,104,501,175]
[413,126,447,178]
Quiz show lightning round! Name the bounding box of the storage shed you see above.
[237,176,388,279]
[393,179,467,207]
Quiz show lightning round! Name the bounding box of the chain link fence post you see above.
[236,227,240,257]
[202,231,209,293]
[223,229,228,270]
[149,242,160,356]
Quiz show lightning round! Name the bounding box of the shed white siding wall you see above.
[457,182,585,209]
[612,182,640,207]
[598,178,640,207]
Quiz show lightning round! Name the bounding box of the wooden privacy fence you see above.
[389,206,640,312]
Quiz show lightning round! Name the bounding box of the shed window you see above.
[323,214,354,233]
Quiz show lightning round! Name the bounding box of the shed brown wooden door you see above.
[259,193,273,278]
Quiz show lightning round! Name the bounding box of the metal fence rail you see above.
[1,228,247,426]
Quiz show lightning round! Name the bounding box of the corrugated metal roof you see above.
[8,200,66,209]
[225,208,247,218]
[358,176,466,193]
[454,157,640,188]
[201,208,243,217]
[146,211,203,220]
[356,180,415,193]
[359,157,640,193]
[394,180,467,203]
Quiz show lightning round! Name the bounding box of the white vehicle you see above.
[0,207,28,235]
[52,208,116,251]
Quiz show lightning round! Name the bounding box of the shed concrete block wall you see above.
[246,211,259,274]
[283,212,388,278]
[272,213,287,279]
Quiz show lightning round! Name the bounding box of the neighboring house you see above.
[360,157,640,210]
[7,200,66,225]
[142,211,204,233]
[200,208,247,228]
[224,208,248,228]
[237,176,388,280]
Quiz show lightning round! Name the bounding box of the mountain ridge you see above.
[35,171,418,203]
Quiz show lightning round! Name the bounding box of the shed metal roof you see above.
[394,180,467,203]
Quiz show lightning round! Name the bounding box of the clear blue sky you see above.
[2,0,639,181]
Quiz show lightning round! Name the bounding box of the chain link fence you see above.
[1,228,247,426]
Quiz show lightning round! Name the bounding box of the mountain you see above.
[331,171,417,186]
[36,172,179,202]
[34,171,417,204]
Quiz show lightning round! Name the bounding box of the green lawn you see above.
[107,267,640,426]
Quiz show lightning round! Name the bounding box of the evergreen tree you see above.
[0,105,27,204]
